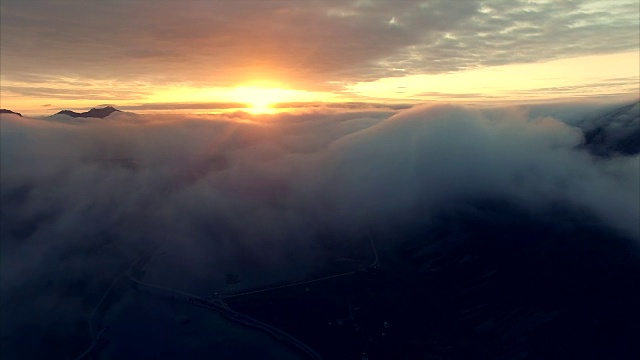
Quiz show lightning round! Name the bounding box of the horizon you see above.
[1,0,639,115]
[7,96,640,119]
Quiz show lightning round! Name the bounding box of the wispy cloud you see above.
[1,86,149,101]
[1,0,637,88]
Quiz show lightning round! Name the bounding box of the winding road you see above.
[75,232,379,360]
[223,231,379,299]
[126,260,325,360]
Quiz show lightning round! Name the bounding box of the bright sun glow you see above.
[347,52,640,102]
[143,82,337,114]
[229,86,299,113]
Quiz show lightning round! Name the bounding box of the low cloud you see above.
[2,101,638,286]
[1,101,638,357]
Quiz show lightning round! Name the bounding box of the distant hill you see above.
[53,106,120,119]
[0,109,22,117]
[578,101,640,156]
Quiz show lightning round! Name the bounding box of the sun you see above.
[145,81,338,114]
[230,86,298,113]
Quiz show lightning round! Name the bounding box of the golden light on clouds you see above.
[227,86,317,112]
[144,82,340,113]
[2,50,637,115]
[1,0,638,115]
[347,52,640,102]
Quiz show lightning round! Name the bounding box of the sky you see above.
[1,0,639,115]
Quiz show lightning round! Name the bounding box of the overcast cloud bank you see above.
[1,101,638,358]
[2,0,638,91]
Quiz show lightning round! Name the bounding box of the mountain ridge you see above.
[579,100,640,156]
[53,106,120,119]
[0,109,23,117]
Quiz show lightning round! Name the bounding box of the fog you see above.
[1,101,638,358]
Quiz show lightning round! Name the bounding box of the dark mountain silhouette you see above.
[578,101,640,156]
[53,106,120,119]
[1,109,22,117]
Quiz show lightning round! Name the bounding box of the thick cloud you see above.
[1,0,638,90]
[1,102,638,358]
[2,102,638,274]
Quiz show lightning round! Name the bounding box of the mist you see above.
[1,101,638,358]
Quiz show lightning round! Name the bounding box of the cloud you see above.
[117,102,249,111]
[1,0,638,89]
[1,101,638,357]
[0,85,150,101]
[1,102,638,283]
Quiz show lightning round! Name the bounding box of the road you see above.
[73,327,107,360]
[75,232,379,360]
[223,231,379,299]
[127,262,324,360]
[73,275,121,360]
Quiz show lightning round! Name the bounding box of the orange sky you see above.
[1,0,638,115]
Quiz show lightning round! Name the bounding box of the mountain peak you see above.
[53,106,121,119]
[0,109,23,117]
[580,100,640,157]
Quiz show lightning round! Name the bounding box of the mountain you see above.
[53,106,120,119]
[0,109,22,117]
[578,101,640,156]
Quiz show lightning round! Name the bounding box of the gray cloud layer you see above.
[2,102,638,287]
[1,0,638,89]
[1,101,639,358]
